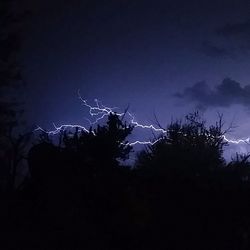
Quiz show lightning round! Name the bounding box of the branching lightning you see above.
[34,92,250,147]
[77,91,124,125]
[222,135,250,144]
[35,123,92,135]
[127,112,166,133]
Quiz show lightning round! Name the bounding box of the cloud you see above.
[216,19,250,53]
[175,78,250,109]
[201,41,229,58]
[201,19,250,57]
[216,19,250,38]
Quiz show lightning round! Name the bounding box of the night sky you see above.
[20,0,250,158]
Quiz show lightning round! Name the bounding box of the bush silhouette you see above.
[136,112,228,179]
[3,111,250,249]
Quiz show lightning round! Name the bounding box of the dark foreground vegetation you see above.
[1,112,250,249]
[2,1,250,249]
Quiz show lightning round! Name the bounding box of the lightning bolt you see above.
[77,90,124,125]
[34,123,93,135]
[222,135,250,144]
[34,93,250,147]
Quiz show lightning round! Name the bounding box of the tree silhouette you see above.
[26,113,134,237]
[136,112,228,178]
[134,113,248,250]
[226,153,250,183]
[0,0,23,136]
[7,111,250,249]
[0,1,27,191]
[61,112,133,168]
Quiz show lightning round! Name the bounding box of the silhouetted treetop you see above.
[34,113,134,175]
[136,112,228,177]
[0,0,24,135]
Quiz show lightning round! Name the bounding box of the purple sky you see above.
[20,0,250,158]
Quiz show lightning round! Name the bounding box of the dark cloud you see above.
[217,19,250,37]
[216,19,250,53]
[175,78,250,109]
[201,41,229,58]
[201,19,250,57]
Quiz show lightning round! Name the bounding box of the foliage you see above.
[0,0,23,136]
[0,1,28,190]
[3,111,250,249]
[62,113,133,166]
[136,112,228,177]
